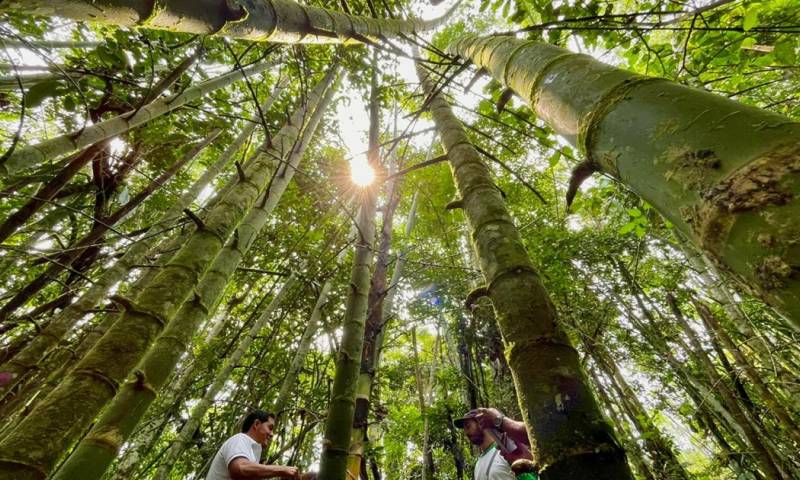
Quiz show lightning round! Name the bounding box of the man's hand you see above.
[279,466,299,479]
[474,407,503,430]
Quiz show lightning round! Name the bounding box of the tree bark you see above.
[0,66,335,480]
[0,0,457,45]
[150,274,298,480]
[450,34,800,327]
[416,59,633,479]
[317,56,380,480]
[48,70,337,480]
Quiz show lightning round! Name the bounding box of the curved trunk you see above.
[416,59,632,479]
[48,70,337,480]
[449,35,800,326]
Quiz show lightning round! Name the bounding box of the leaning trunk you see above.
[449,34,800,326]
[0,67,334,480]
[49,71,335,480]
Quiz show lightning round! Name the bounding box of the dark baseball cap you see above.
[453,409,481,428]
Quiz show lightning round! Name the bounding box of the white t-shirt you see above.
[205,433,263,480]
[474,445,516,480]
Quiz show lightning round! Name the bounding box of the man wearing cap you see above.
[454,407,534,480]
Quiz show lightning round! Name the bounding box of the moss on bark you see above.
[417,58,633,479]
[450,34,800,327]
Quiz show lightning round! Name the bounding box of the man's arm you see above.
[228,458,299,479]
[475,408,530,446]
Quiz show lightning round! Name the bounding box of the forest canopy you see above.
[0,0,798,479]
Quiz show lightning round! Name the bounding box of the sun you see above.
[350,159,375,187]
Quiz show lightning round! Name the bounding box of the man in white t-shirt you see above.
[454,408,536,480]
[206,410,302,480]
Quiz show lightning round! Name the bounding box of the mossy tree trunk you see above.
[416,60,633,479]
[317,53,380,480]
[48,70,335,480]
[0,67,335,480]
[449,34,800,327]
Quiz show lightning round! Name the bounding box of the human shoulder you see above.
[220,433,259,463]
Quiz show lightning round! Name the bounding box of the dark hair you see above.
[241,410,275,433]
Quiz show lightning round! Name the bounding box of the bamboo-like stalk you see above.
[417,57,633,479]
[0,0,458,44]
[49,70,337,480]
[0,60,272,176]
[449,34,800,326]
[0,67,333,480]
[317,54,380,480]
[151,274,299,480]
[588,344,689,479]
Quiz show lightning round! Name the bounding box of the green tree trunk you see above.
[0,0,456,45]
[449,35,800,327]
[0,67,334,480]
[47,70,336,480]
[317,55,380,480]
[150,274,299,480]
[416,60,633,479]
[0,59,272,176]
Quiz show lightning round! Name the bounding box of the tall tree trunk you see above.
[48,71,337,480]
[450,35,800,326]
[0,0,457,45]
[0,59,272,176]
[317,56,380,480]
[149,274,298,480]
[416,59,633,479]
[346,63,405,476]
[0,67,335,480]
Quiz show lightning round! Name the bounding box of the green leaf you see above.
[24,80,61,108]
[627,208,642,218]
[548,151,561,167]
[743,7,760,31]
[619,221,637,234]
